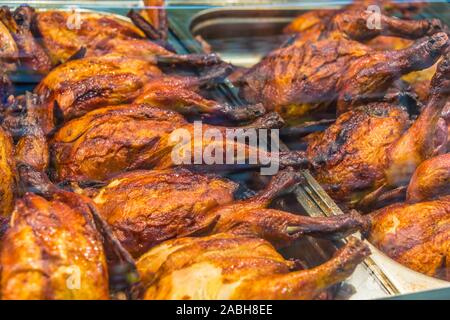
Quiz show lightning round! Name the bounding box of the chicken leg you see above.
[385,53,450,186]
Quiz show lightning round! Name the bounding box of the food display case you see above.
[0,0,448,301]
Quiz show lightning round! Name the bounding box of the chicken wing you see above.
[91,168,237,257]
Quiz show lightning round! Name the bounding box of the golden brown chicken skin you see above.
[34,54,162,134]
[137,234,369,300]
[240,33,447,123]
[367,196,450,281]
[92,169,238,257]
[407,154,450,203]
[307,54,450,209]
[90,167,366,258]
[306,103,409,208]
[35,11,172,64]
[0,127,16,219]
[51,103,307,182]
[0,192,109,299]
[51,104,186,182]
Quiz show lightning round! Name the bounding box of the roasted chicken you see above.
[34,54,261,134]
[0,183,109,299]
[89,167,366,257]
[35,10,171,63]
[0,127,16,228]
[132,71,265,123]
[239,32,447,123]
[0,6,52,74]
[140,0,167,40]
[90,168,238,257]
[34,54,161,134]
[0,16,18,68]
[137,234,369,300]
[306,53,450,209]
[366,195,450,281]
[50,104,304,182]
[407,153,450,203]
[284,0,428,35]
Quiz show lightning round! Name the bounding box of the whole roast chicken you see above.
[34,54,262,134]
[0,177,109,300]
[50,104,304,182]
[365,195,450,281]
[306,53,450,209]
[239,24,447,122]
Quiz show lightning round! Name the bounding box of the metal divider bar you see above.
[297,170,400,296]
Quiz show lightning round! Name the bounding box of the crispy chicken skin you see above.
[51,104,186,182]
[283,1,427,35]
[240,33,447,122]
[51,104,307,182]
[35,11,171,63]
[34,54,253,134]
[0,192,109,299]
[0,19,17,62]
[92,169,238,257]
[138,234,369,300]
[385,53,450,187]
[91,168,367,258]
[407,154,450,203]
[307,54,450,208]
[34,54,162,134]
[367,196,450,281]
[306,103,409,207]
[0,127,17,219]
[0,6,52,73]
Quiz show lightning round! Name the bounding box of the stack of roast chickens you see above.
[0,0,448,300]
